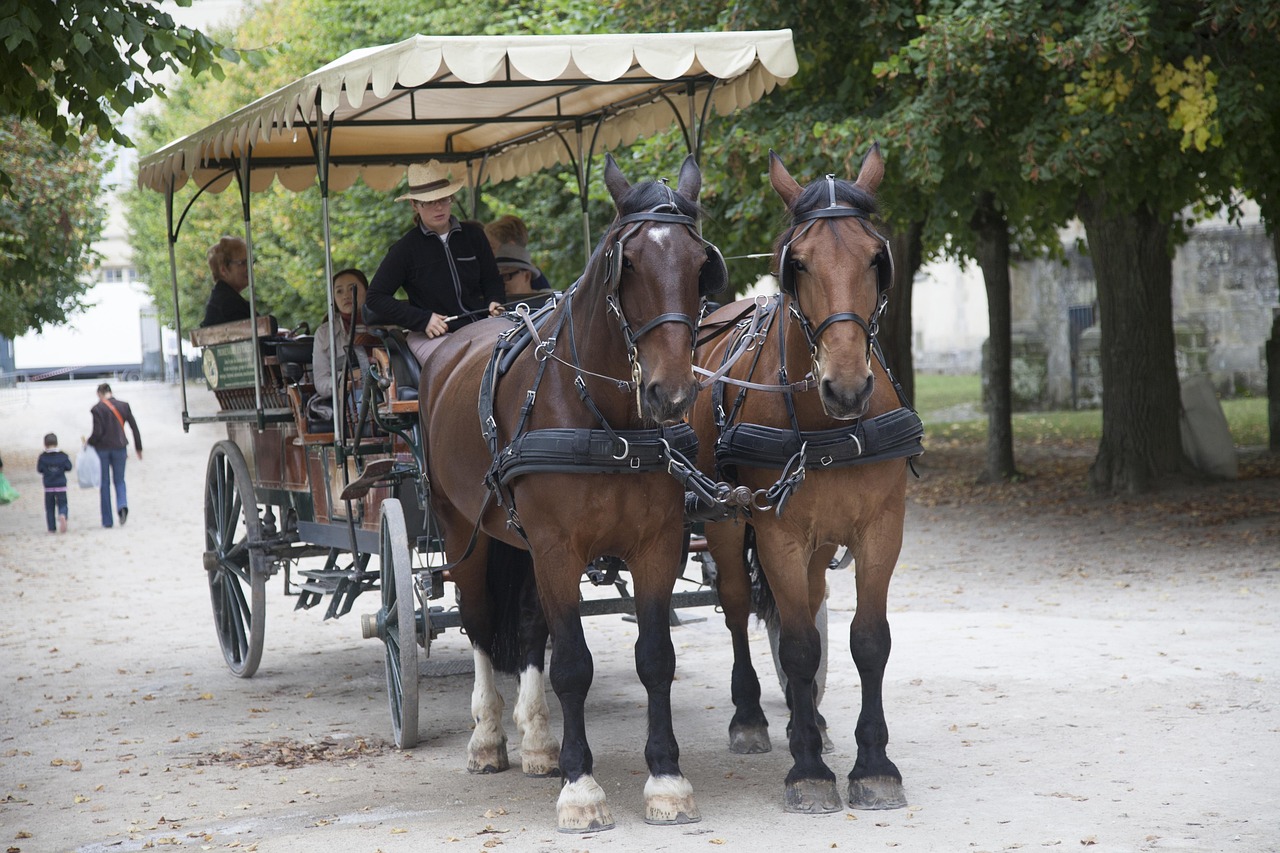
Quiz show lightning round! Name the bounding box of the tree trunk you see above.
[1269,228,1280,451]
[879,219,923,406]
[1077,192,1188,494]
[971,193,1018,483]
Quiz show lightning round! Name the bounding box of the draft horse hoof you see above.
[847,775,907,810]
[466,742,510,774]
[644,775,701,825]
[729,725,771,755]
[557,776,615,833]
[784,778,842,814]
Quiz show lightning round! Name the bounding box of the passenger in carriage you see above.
[492,242,553,309]
[484,214,552,292]
[199,236,254,327]
[365,161,505,366]
[308,267,376,422]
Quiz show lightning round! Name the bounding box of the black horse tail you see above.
[482,539,537,675]
[745,524,781,630]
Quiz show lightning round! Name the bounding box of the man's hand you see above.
[488,301,504,317]
[136,450,143,461]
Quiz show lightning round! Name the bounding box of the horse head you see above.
[597,154,716,425]
[770,145,890,420]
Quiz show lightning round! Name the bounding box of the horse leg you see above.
[708,523,770,754]
[756,532,841,814]
[452,536,508,774]
[629,552,700,825]
[846,534,907,810]
[774,548,836,753]
[512,574,559,777]
[536,562,612,833]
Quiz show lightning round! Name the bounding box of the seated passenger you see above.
[485,214,552,291]
[200,236,254,327]
[309,268,373,422]
[365,161,504,366]
[493,243,551,306]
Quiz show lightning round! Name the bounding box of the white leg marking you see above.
[513,665,560,776]
[467,649,508,773]
[643,774,701,824]
[556,774,614,833]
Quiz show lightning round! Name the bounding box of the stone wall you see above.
[1006,221,1278,409]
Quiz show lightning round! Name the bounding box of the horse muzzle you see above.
[641,375,701,425]
[819,373,873,421]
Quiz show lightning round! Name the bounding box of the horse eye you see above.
[791,259,807,273]
[622,257,634,270]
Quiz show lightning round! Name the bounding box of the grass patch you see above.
[914,373,1269,447]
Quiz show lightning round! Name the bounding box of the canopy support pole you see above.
[235,153,267,432]
[165,178,192,432]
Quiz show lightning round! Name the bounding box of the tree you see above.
[0,0,249,194]
[0,116,106,338]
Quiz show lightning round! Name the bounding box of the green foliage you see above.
[0,0,258,194]
[0,116,106,338]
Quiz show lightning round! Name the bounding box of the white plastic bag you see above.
[77,443,101,489]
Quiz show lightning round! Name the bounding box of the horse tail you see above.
[482,539,535,674]
[745,524,781,629]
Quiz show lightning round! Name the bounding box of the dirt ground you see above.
[1,380,1277,853]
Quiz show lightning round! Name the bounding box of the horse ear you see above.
[604,152,631,206]
[768,150,803,209]
[676,154,702,202]
[855,142,885,195]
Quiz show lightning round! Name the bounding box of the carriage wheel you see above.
[378,498,420,749]
[204,440,267,678]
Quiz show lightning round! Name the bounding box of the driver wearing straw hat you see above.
[366,160,505,365]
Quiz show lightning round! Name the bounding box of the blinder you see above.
[701,243,729,297]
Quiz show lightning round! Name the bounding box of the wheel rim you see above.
[205,441,266,678]
[379,499,419,748]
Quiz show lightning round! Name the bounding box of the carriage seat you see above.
[275,337,315,385]
[367,326,420,401]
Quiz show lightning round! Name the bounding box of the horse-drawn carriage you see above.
[140,28,925,831]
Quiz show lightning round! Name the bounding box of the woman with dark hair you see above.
[309,267,372,421]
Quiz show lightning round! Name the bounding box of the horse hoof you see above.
[729,726,771,754]
[644,775,701,825]
[521,747,561,778]
[784,778,842,814]
[467,742,509,774]
[847,775,907,810]
[557,775,615,833]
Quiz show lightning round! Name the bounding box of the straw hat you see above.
[395,160,465,203]
[494,242,541,277]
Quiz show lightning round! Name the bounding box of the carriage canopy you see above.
[136,30,798,196]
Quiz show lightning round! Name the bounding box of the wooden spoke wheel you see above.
[204,440,267,678]
[378,498,420,748]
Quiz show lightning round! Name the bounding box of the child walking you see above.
[37,433,73,533]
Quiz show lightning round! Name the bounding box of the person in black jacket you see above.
[37,433,74,533]
[365,161,504,365]
[200,236,253,327]
[87,383,143,528]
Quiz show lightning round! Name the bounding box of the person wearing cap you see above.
[493,242,552,308]
[484,215,552,292]
[366,161,505,365]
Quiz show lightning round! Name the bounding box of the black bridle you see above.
[778,175,893,364]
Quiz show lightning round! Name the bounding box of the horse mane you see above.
[773,176,879,261]
[581,178,705,288]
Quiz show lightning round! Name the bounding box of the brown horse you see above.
[418,155,724,832]
[689,145,922,814]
